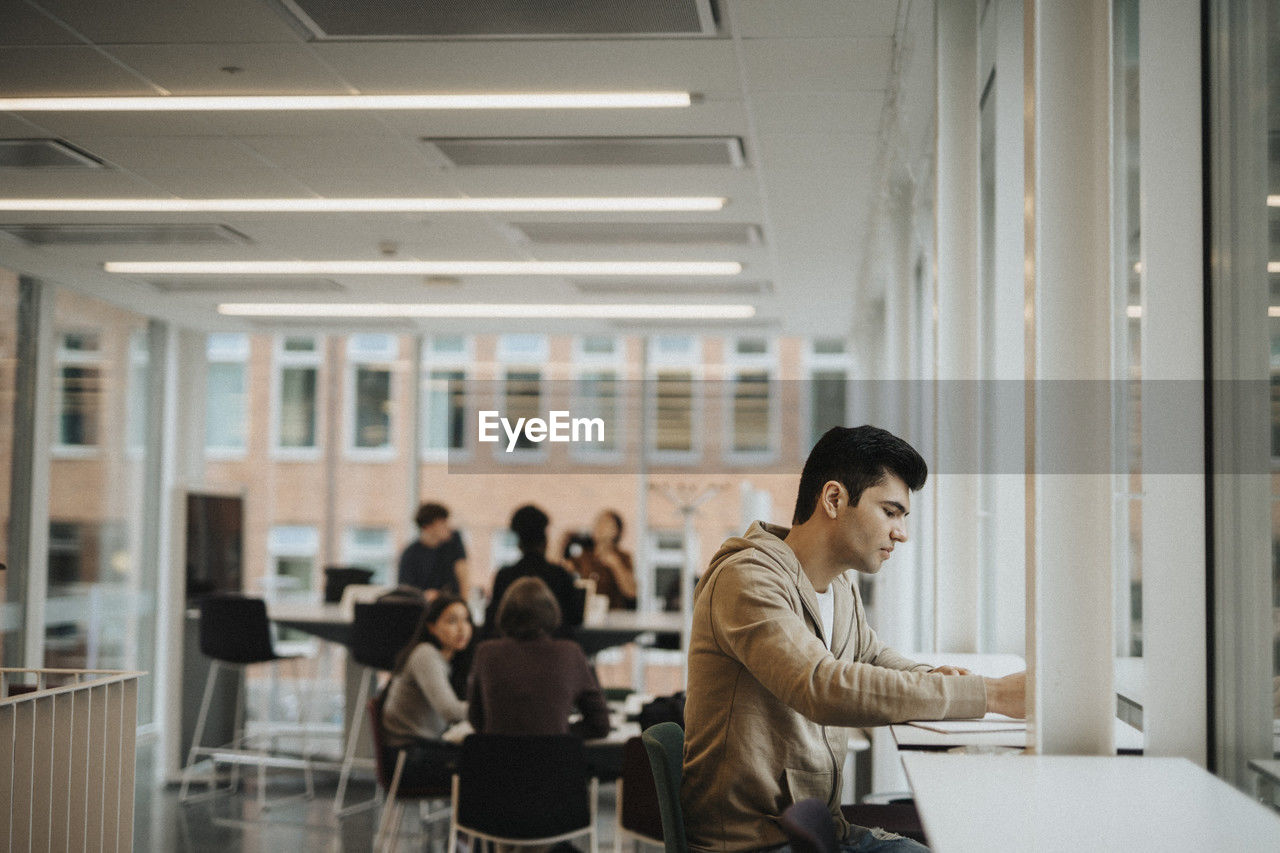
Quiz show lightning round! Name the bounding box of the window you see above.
[341,527,394,584]
[571,335,622,459]
[725,337,777,460]
[205,333,248,455]
[55,330,102,450]
[497,335,547,457]
[126,331,149,454]
[646,530,687,612]
[266,525,318,600]
[347,334,396,454]
[273,335,321,454]
[648,336,701,462]
[422,336,472,456]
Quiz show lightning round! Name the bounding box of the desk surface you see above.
[902,753,1280,852]
[891,716,1144,753]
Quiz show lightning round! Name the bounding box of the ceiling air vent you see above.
[0,223,250,246]
[278,0,717,39]
[0,139,105,169]
[148,278,344,294]
[512,222,761,246]
[573,279,770,296]
[425,137,745,168]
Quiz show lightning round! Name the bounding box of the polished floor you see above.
[131,740,630,852]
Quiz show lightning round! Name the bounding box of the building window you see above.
[806,339,852,453]
[55,330,102,450]
[126,331,150,454]
[646,530,687,612]
[725,337,777,460]
[497,335,548,458]
[571,335,622,460]
[422,336,472,456]
[273,335,321,454]
[648,336,701,462]
[266,525,318,600]
[347,334,396,454]
[205,333,248,455]
[342,527,394,584]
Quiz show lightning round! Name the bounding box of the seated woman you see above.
[569,509,637,611]
[468,576,611,739]
[380,593,474,787]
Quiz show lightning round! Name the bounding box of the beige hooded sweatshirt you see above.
[681,522,987,851]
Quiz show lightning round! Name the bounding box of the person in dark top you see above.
[397,502,468,601]
[482,504,584,641]
[469,576,610,739]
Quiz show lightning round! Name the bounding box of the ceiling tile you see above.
[740,37,893,91]
[31,0,303,43]
[0,46,155,96]
[70,135,277,172]
[310,40,740,92]
[238,134,430,172]
[0,2,84,45]
[103,44,350,95]
[748,91,884,134]
[730,0,899,38]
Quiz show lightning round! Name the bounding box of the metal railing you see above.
[0,668,143,852]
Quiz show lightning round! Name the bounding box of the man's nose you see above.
[891,522,907,543]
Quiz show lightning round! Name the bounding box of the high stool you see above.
[333,600,425,816]
[179,593,315,810]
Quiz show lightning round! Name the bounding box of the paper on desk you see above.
[907,713,1025,734]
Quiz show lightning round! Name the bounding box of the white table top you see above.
[891,716,1144,753]
[902,753,1280,852]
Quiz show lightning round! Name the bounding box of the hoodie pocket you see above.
[782,767,835,808]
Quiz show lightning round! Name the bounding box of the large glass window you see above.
[726,337,775,458]
[205,333,248,455]
[274,335,320,452]
[422,336,471,455]
[648,336,700,461]
[572,335,622,459]
[497,335,547,456]
[341,527,394,584]
[348,334,395,453]
[54,330,102,450]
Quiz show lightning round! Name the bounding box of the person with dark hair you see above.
[397,501,469,601]
[380,593,474,787]
[468,576,611,739]
[682,425,1027,852]
[567,509,637,610]
[481,504,583,640]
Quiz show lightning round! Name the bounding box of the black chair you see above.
[368,693,452,852]
[179,593,314,809]
[780,798,840,853]
[323,565,376,603]
[841,801,928,845]
[447,733,599,852]
[615,735,664,851]
[333,600,425,816]
[641,722,689,853]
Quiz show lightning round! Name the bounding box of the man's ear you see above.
[821,481,844,519]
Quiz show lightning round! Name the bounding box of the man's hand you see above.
[929,665,972,676]
[983,671,1027,718]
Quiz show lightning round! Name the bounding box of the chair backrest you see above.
[198,593,276,664]
[641,722,689,853]
[323,565,375,603]
[367,693,394,789]
[456,733,591,840]
[620,736,665,842]
[780,798,839,853]
[340,583,392,617]
[350,601,425,670]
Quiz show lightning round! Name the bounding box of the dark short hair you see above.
[414,502,449,529]
[510,504,549,553]
[791,425,928,524]
[497,576,561,640]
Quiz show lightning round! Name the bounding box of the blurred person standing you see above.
[482,504,583,640]
[398,502,469,602]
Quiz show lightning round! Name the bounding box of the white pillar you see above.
[1136,0,1206,764]
[934,0,981,653]
[1025,0,1115,755]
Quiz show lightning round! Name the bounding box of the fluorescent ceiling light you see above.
[2,196,725,213]
[1271,306,1280,318]
[1269,195,1279,207]
[0,93,691,111]
[1271,261,1280,274]
[105,260,743,276]
[1126,305,1142,319]
[218,302,755,320]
